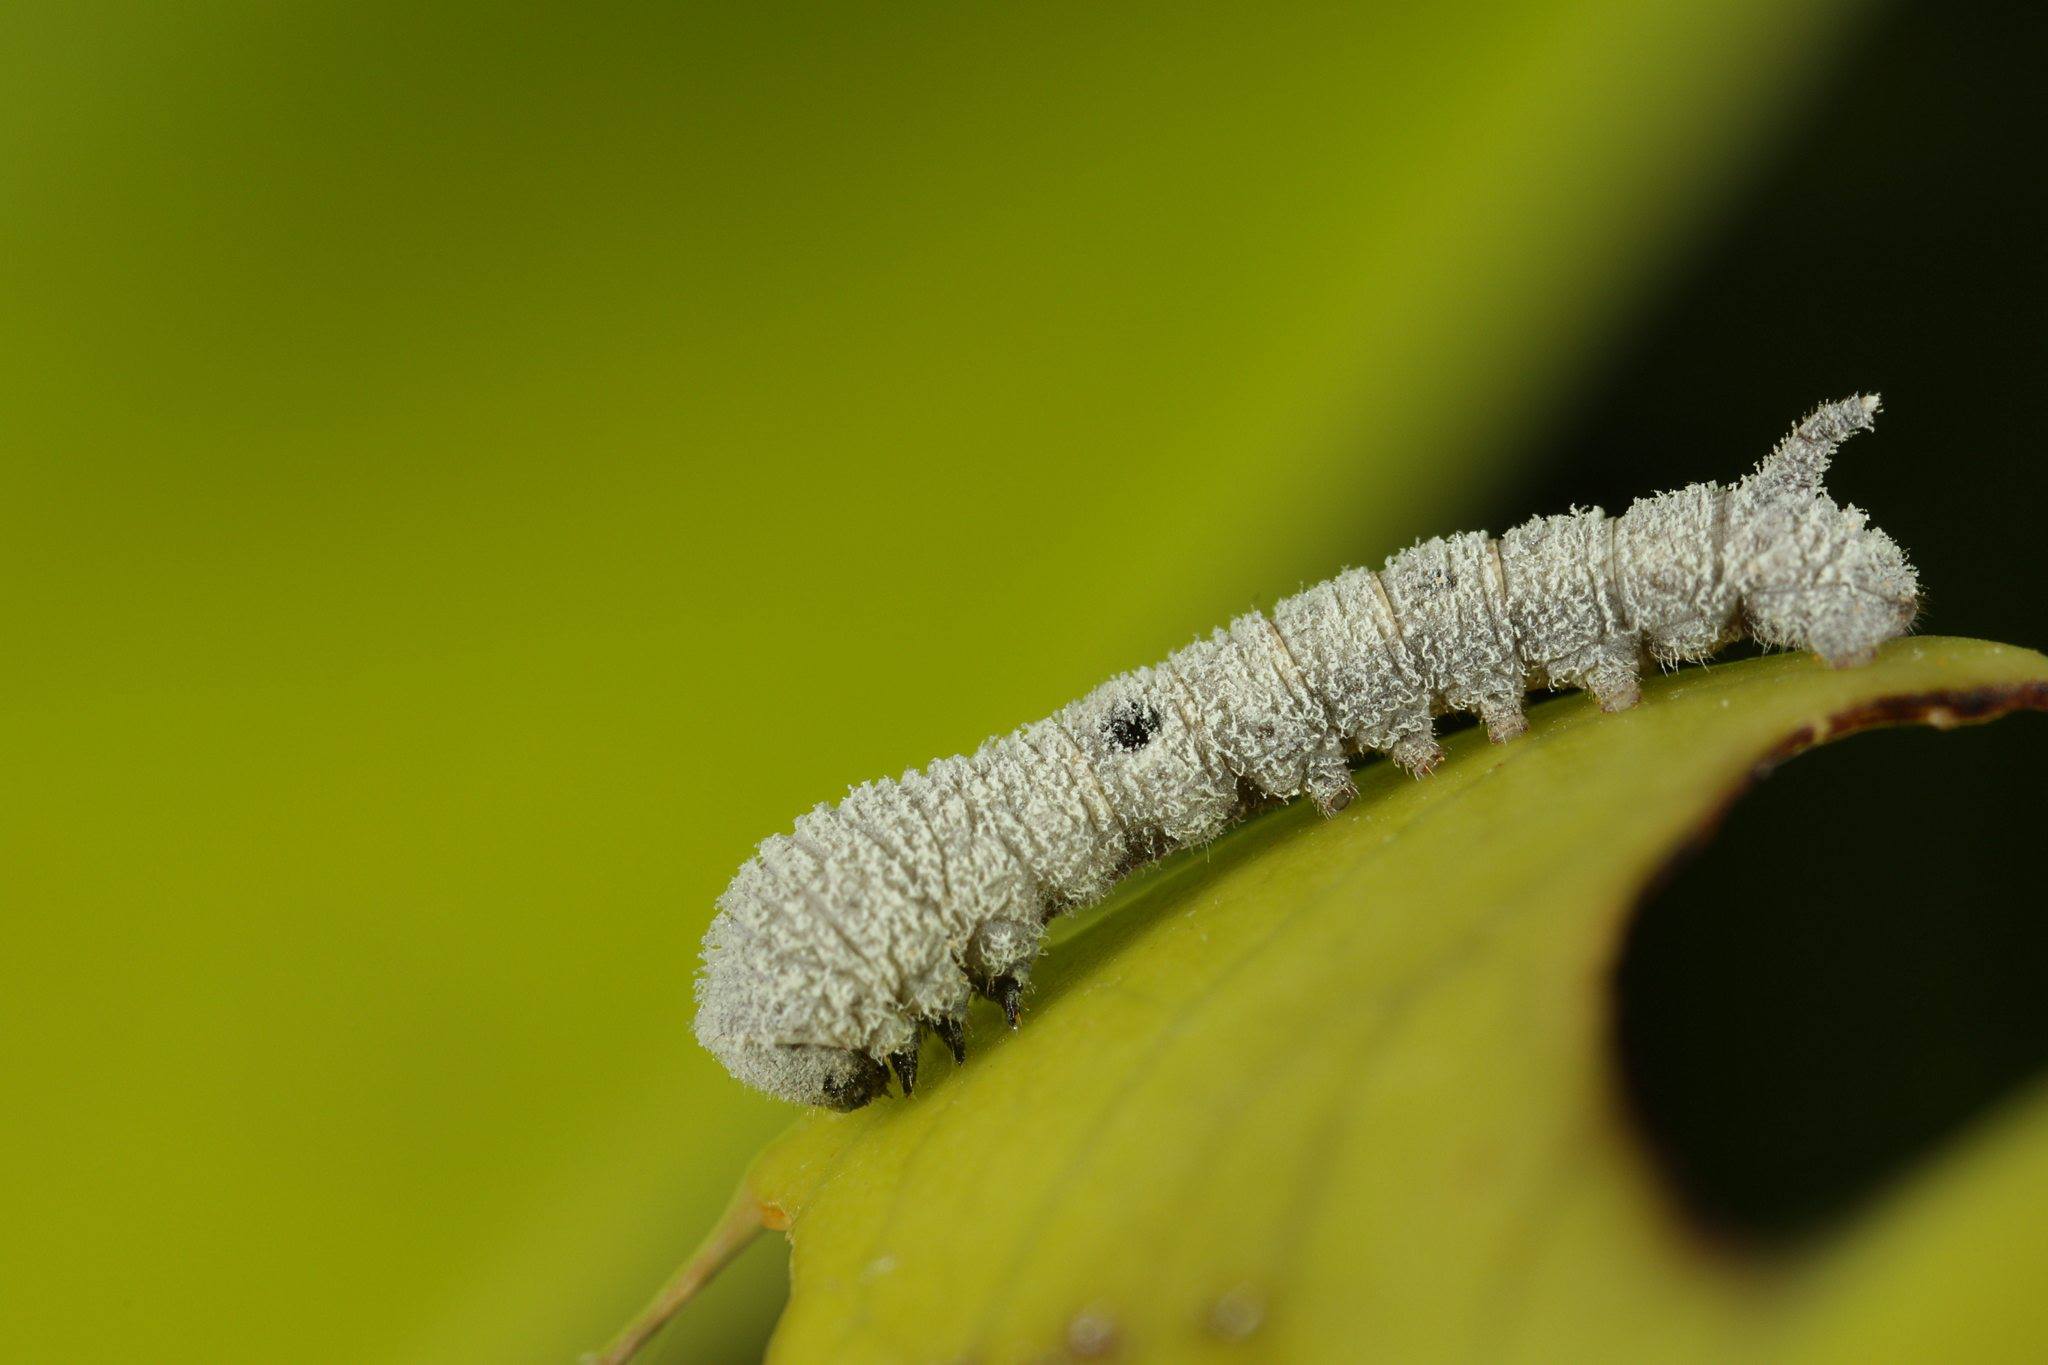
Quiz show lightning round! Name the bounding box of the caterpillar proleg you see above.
[696,395,1918,1109]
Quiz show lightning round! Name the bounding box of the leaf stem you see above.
[584,1182,770,1365]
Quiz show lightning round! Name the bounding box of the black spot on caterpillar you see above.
[1103,699,1163,753]
[695,396,1918,1108]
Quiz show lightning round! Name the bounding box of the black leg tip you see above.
[888,1045,919,1097]
[932,1015,967,1064]
[991,975,1023,1030]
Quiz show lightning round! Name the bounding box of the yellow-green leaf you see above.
[703,638,2048,1363]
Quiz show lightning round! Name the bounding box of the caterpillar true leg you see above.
[888,1045,919,1097]
[986,975,1024,1030]
[931,1014,968,1063]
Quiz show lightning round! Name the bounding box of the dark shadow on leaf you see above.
[1616,710,2048,1246]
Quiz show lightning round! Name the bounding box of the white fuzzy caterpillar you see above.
[696,396,1918,1109]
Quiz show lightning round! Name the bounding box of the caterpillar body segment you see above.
[695,395,1918,1108]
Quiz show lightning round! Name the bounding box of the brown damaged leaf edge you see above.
[1606,678,2048,1257]
[1634,681,2048,908]
[1752,681,2048,776]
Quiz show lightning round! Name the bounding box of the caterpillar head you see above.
[695,881,910,1109]
[695,961,898,1108]
[1730,394,1920,668]
[704,1037,891,1111]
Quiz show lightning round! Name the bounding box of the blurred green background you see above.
[4,1,2042,1361]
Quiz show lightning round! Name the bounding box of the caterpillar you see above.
[695,395,1918,1109]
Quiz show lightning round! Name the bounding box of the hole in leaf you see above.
[1615,715,2048,1245]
